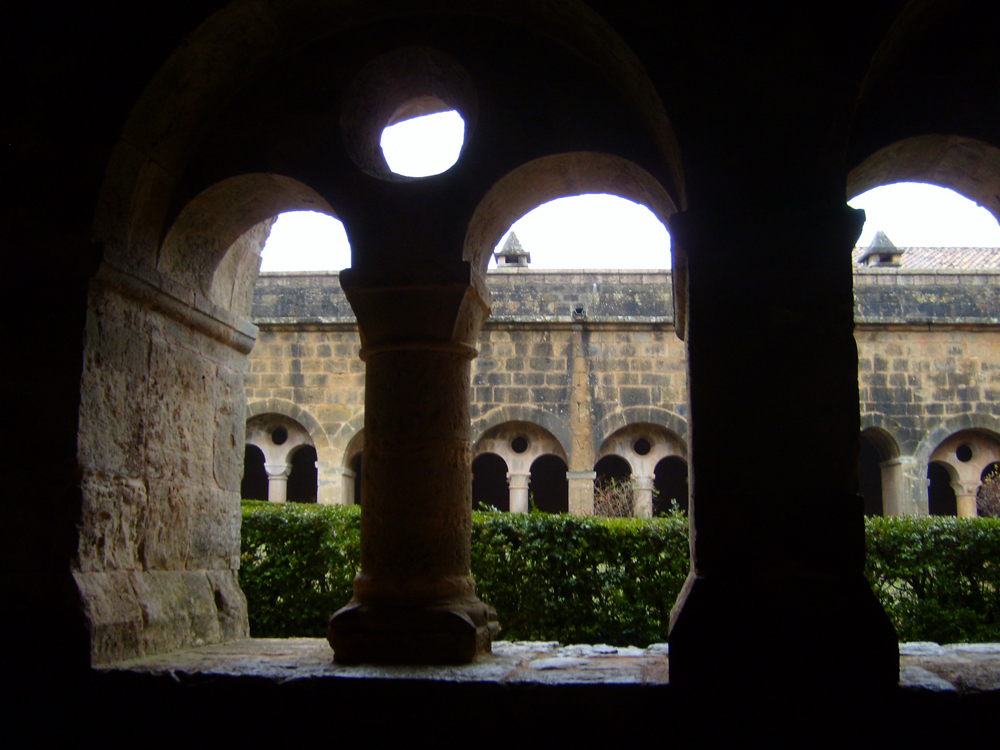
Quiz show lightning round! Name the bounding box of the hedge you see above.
[865,516,1000,643]
[240,501,1000,645]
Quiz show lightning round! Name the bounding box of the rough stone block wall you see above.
[246,268,1000,512]
[857,329,1000,451]
[76,280,249,664]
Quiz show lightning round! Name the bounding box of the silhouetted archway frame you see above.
[83,0,686,666]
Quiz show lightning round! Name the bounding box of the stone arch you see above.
[326,413,366,506]
[653,455,689,516]
[245,412,313,504]
[241,444,268,501]
[94,0,683,280]
[472,406,571,464]
[474,421,566,514]
[473,421,567,476]
[472,453,510,512]
[529,454,569,514]
[913,413,1000,469]
[847,135,1000,225]
[158,174,337,309]
[330,411,367,469]
[927,428,1000,518]
[341,430,365,507]
[594,407,688,457]
[464,152,679,283]
[247,398,329,452]
[595,421,686,519]
[858,427,901,517]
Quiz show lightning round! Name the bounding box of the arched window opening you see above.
[927,462,957,517]
[858,435,884,517]
[380,103,465,177]
[594,454,633,517]
[241,444,268,501]
[529,455,568,514]
[653,456,688,516]
[259,211,352,272]
[492,194,671,270]
[848,182,1000,250]
[472,453,509,512]
[287,445,318,503]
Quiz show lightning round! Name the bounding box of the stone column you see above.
[632,475,654,519]
[508,472,530,513]
[264,462,290,504]
[327,263,499,664]
[952,482,980,518]
[667,197,898,698]
[567,471,596,516]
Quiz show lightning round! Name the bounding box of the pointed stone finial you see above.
[494,232,531,267]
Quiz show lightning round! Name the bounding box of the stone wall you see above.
[246,266,1000,515]
[76,265,254,664]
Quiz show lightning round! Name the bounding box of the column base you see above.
[669,570,899,699]
[328,597,500,665]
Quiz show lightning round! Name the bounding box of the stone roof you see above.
[852,246,1000,269]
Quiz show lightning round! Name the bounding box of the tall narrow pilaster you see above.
[567,327,596,514]
[327,263,499,664]
[667,196,898,698]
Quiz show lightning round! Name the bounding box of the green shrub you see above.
[240,501,361,638]
[240,501,688,643]
[865,516,1000,643]
[470,509,689,646]
[240,502,1000,645]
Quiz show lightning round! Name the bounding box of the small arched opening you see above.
[287,445,318,504]
[529,455,569,514]
[472,453,509,512]
[653,456,688,516]
[241,445,268,501]
[927,462,958,517]
[858,435,884,517]
[594,454,633,517]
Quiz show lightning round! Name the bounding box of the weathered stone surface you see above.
[900,666,958,692]
[75,278,250,663]
[246,268,998,515]
[900,642,946,656]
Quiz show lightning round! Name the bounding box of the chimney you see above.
[494,232,531,267]
[857,230,904,267]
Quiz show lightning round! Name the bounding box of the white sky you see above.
[259,111,1000,273]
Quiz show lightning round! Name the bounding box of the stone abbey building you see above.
[244,242,1000,519]
[13,0,1000,739]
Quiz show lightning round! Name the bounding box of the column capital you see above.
[340,261,490,354]
[263,462,290,479]
[506,472,530,488]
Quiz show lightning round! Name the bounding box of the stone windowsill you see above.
[102,638,1000,694]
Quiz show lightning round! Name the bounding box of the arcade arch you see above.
[596,422,687,518]
[472,453,510,512]
[245,414,316,504]
[241,444,268,502]
[858,427,902,517]
[928,429,1000,518]
[343,430,364,507]
[473,421,567,513]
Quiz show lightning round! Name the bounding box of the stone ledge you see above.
[102,638,1000,694]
